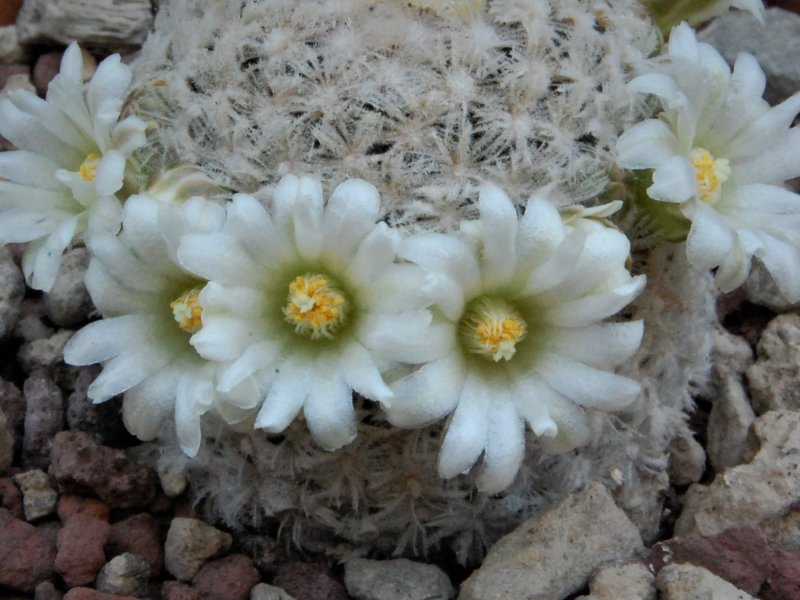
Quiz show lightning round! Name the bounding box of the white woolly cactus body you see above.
[130,0,658,226]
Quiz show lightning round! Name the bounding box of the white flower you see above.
[63,194,259,456]
[0,42,146,291]
[385,186,645,493]
[177,174,449,451]
[617,23,800,300]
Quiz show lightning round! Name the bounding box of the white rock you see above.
[575,562,655,600]
[656,564,754,600]
[747,314,800,414]
[250,583,298,600]
[344,558,454,600]
[164,517,232,581]
[674,410,800,538]
[157,454,188,498]
[0,26,30,65]
[12,469,58,521]
[706,374,755,472]
[458,482,643,600]
[16,0,153,49]
[96,553,151,597]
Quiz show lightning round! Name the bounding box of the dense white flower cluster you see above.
[0,0,795,512]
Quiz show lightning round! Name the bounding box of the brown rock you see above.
[162,581,201,600]
[0,477,24,519]
[191,554,260,600]
[55,513,111,587]
[48,431,157,509]
[0,0,22,26]
[0,508,57,592]
[63,588,138,600]
[0,377,25,437]
[164,518,232,581]
[57,494,110,522]
[272,562,348,600]
[66,367,132,445]
[108,513,164,577]
[32,51,63,96]
[22,370,64,469]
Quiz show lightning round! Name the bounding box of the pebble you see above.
[747,313,800,413]
[44,248,93,327]
[650,525,800,599]
[743,260,800,313]
[675,410,800,538]
[34,580,63,600]
[55,512,111,586]
[0,407,13,470]
[706,374,755,472]
[699,7,800,105]
[17,0,153,50]
[0,0,21,25]
[0,477,24,518]
[0,508,57,593]
[344,558,454,600]
[249,584,297,600]
[157,453,189,497]
[163,581,201,600]
[22,370,64,469]
[66,366,131,445]
[192,554,261,600]
[12,469,58,521]
[0,246,24,339]
[575,562,656,600]
[48,431,157,509]
[96,552,151,597]
[164,517,233,581]
[0,376,24,440]
[63,589,139,600]
[459,482,644,600]
[57,494,110,522]
[655,564,754,600]
[272,562,348,600]
[666,432,706,486]
[108,513,164,577]
[18,329,74,374]
[0,25,29,65]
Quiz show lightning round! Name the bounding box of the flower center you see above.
[170,287,204,333]
[78,153,101,181]
[283,274,348,340]
[690,147,730,204]
[460,296,527,362]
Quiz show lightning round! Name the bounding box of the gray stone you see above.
[44,248,92,328]
[164,517,233,581]
[667,433,706,486]
[747,314,800,414]
[0,26,29,65]
[699,7,800,105]
[575,562,656,600]
[11,469,58,521]
[656,564,754,600]
[706,374,755,472]
[250,584,298,600]
[459,482,644,600]
[96,552,151,597]
[14,315,54,344]
[22,370,64,470]
[0,407,13,470]
[16,0,154,50]
[675,410,800,538]
[711,326,753,378]
[744,260,800,312]
[0,377,24,448]
[157,454,188,498]
[18,329,74,374]
[344,558,454,600]
[33,580,62,600]
[0,246,24,339]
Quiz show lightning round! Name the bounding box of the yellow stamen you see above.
[460,297,527,362]
[170,287,204,333]
[78,153,101,181]
[283,274,348,339]
[690,147,731,204]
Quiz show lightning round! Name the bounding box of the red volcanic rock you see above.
[22,370,64,469]
[55,513,111,587]
[163,581,201,600]
[108,513,164,577]
[48,431,156,509]
[272,562,348,600]
[0,0,22,25]
[192,554,260,600]
[0,476,24,519]
[57,494,111,522]
[63,588,138,600]
[0,508,57,592]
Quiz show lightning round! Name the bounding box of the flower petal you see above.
[88,346,172,403]
[254,355,310,432]
[349,222,400,285]
[339,341,393,405]
[685,202,735,272]
[478,184,518,287]
[476,397,525,493]
[323,178,381,261]
[400,232,481,296]
[304,368,356,451]
[616,119,680,170]
[218,340,280,393]
[647,155,697,203]
[64,314,160,365]
[123,366,180,441]
[438,373,489,479]
[175,373,214,456]
[548,321,644,370]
